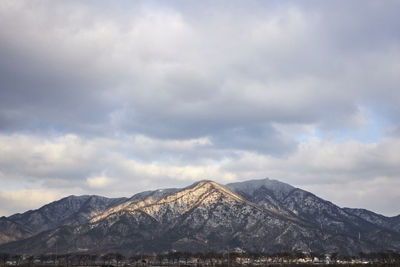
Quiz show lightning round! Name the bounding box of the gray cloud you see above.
[1,134,400,216]
[0,0,400,216]
[3,1,397,139]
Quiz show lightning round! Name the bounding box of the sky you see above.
[0,0,400,217]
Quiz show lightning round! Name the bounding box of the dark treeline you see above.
[1,251,400,266]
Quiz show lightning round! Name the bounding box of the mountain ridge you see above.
[0,178,399,255]
[5,195,127,240]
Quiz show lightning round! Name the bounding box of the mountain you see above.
[227,179,400,251]
[226,178,295,215]
[1,179,400,255]
[344,208,400,233]
[7,195,127,235]
[0,181,314,254]
[0,217,32,244]
[227,179,388,235]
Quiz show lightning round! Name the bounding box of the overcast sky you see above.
[1,0,400,216]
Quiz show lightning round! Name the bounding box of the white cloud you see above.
[0,1,399,217]
[301,177,400,216]
[86,175,113,189]
[0,189,64,216]
[0,133,400,216]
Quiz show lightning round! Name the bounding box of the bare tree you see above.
[12,255,22,266]
[26,255,34,267]
[39,254,48,265]
[64,254,72,267]
[115,253,125,267]
[101,254,109,266]
[128,255,140,267]
[89,254,97,266]
[0,253,10,267]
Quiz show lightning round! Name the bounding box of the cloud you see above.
[218,137,400,216]
[86,175,113,189]
[0,134,237,195]
[0,189,65,216]
[1,0,399,144]
[220,137,400,184]
[0,133,400,216]
[0,1,399,216]
[0,134,106,181]
[300,177,400,217]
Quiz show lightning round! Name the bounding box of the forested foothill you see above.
[1,251,400,266]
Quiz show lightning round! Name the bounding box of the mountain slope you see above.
[0,217,32,245]
[227,179,383,232]
[9,195,127,233]
[1,179,400,255]
[2,180,399,255]
[227,178,400,250]
[393,215,400,232]
[226,178,295,215]
[344,208,400,233]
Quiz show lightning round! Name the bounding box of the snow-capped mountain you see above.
[226,179,295,215]
[0,179,399,255]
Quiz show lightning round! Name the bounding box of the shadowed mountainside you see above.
[1,178,399,255]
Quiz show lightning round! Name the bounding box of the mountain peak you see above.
[188,179,216,187]
[150,179,247,210]
[186,179,247,203]
[2,178,400,255]
[90,179,248,224]
[226,178,294,200]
